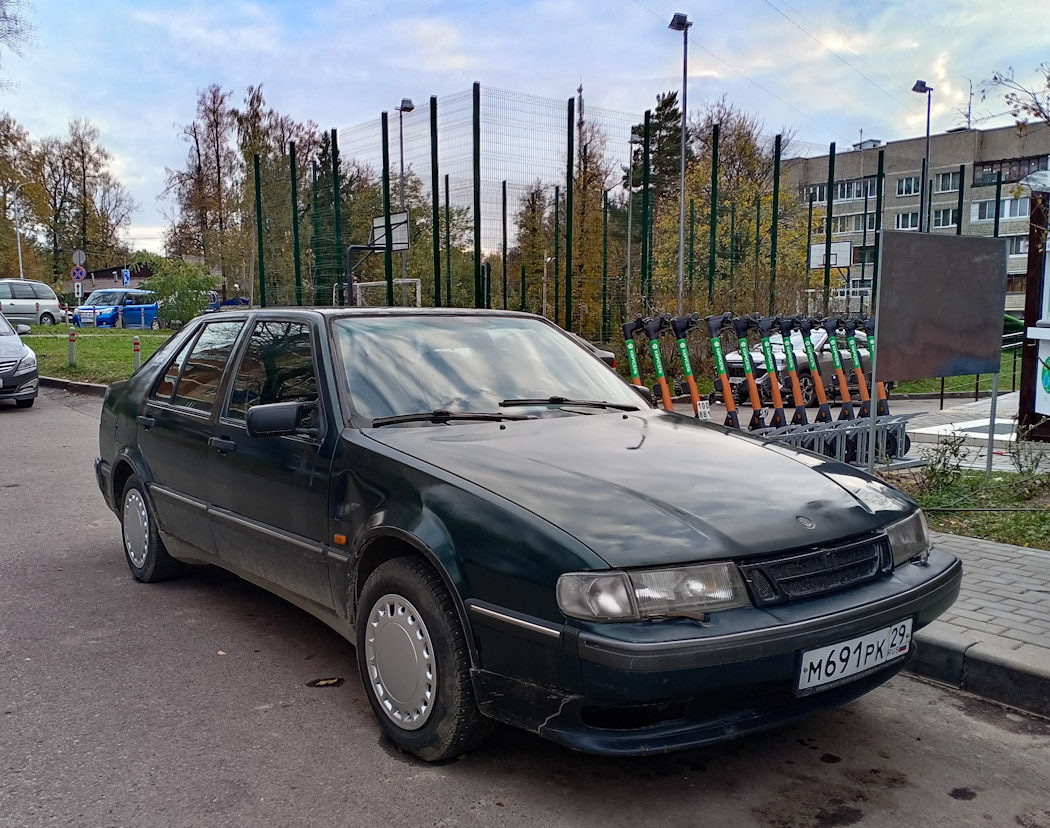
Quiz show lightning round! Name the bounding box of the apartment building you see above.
[786,122,1050,299]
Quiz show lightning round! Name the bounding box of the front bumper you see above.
[0,368,38,401]
[468,547,961,755]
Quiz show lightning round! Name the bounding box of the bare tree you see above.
[985,64,1050,126]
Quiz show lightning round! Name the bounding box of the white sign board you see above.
[74,282,83,298]
[809,242,851,270]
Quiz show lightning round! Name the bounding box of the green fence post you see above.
[688,198,695,301]
[602,189,609,341]
[381,113,394,306]
[554,185,560,325]
[823,141,836,315]
[331,128,343,306]
[565,96,574,332]
[956,163,965,236]
[254,153,266,308]
[769,133,781,314]
[872,149,885,311]
[444,173,451,305]
[472,82,482,308]
[994,170,1003,237]
[708,123,719,305]
[641,110,652,308]
[311,161,321,305]
[805,191,814,303]
[430,95,441,306]
[502,179,508,309]
[289,141,303,306]
[520,264,526,312]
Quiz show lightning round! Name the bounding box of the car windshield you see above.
[0,314,13,335]
[767,331,826,351]
[83,291,123,306]
[333,315,642,422]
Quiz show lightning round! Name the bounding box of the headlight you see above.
[17,350,37,373]
[886,510,930,566]
[557,563,751,622]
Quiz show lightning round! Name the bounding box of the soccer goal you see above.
[354,278,422,307]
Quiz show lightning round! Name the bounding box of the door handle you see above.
[208,436,237,454]
[137,416,155,430]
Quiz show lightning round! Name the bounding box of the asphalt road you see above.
[3,388,1050,828]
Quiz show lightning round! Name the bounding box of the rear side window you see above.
[151,321,244,413]
[0,284,10,299]
[31,283,57,300]
[10,282,34,299]
[225,321,318,424]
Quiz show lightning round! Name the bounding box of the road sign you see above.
[74,282,82,299]
[72,265,86,281]
[122,268,131,286]
[72,249,86,266]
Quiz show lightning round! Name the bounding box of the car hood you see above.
[366,410,913,568]
[0,335,29,360]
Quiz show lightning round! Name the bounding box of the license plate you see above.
[797,618,912,694]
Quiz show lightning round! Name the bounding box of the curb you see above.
[39,375,109,397]
[907,620,1050,719]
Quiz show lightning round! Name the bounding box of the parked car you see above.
[0,278,66,325]
[720,327,886,407]
[0,312,38,407]
[74,289,160,329]
[95,308,960,761]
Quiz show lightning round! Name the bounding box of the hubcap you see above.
[364,593,435,730]
[122,489,149,568]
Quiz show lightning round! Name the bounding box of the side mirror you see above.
[631,384,655,406]
[246,401,318,437]
[16,324,31,335]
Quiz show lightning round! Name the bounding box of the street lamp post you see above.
[396,97,415,303]
[11,182,25,280]
[669,12,692,316]
[625,131,642,315]
[912,80,933,232]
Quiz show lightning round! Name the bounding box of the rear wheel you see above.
[39,313,55,325]
[357,557,495,761]
[120,474,184,582]
[796,372,817,407]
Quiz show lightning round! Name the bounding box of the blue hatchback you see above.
[74,289,160,329]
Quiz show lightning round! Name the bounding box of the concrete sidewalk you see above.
[910,532,1050,719]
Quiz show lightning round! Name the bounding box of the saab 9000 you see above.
[94,308,960,761]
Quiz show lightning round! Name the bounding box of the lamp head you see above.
[668,12,691,31]
[911,80,933,95]
[397,98,415,113]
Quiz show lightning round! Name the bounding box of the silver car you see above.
[0,279,66,325]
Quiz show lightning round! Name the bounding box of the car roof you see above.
[213,307,542,318]
[0,277,49,285]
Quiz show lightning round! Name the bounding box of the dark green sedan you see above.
[94,308,961,761]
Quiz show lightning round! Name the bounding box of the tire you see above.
[150,318,161,330]
[357,557,495,762]
[796,372,817,408]
[39,313,55,325]
[15,398,34,408]
[120,474,185,582]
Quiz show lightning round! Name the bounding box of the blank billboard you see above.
[875,231,1008,382]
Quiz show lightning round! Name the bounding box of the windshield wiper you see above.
[371,409,537,428]
[500,396,639,411]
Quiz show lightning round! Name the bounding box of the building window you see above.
[896,176,920,196]
[936,171,961,192]
[973,155,1048,186]
[895,212,920,230]
[799,183,827,204]
[1006,235,1029,256]
[852,246,875,265]
[829,215,853,233]
[933,208,960,228]
[974,197,1030,221]
[851,213,876,232]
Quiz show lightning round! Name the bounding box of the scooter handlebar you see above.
[621,314,646,341]
[705,312,734,338]
[670,312,701,339]
[643,312,673,340]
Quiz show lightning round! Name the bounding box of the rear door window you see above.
[31,283,57,300]
[155,321,244,413]
[10,282,34,299]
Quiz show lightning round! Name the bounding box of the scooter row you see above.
[621,312,912,463]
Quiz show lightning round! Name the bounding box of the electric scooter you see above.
[732,313,767,431]
[754,315,789,429]
[796,316,835,424]
[670,312,702,418]
[818,316,855,420]
[621,315,646,389]
[705,312,741,429]
[778,315,808,425]
[843,317,873,418]
[643,313,676,411]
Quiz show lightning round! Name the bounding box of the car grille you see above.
[0,358,18,374]
[738,534,893,606]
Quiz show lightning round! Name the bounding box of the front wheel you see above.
[357,557,495,761]
[795,372,817,407]
[150,318,161,330]
[120,474,185,582]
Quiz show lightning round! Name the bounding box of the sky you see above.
[2,0,1047,254]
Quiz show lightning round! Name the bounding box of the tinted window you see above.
[0,284,10,299]
[10,282,34,299]
[170,321,244,413]
[31,283,57,300]
[85,291,124,306]
[226,321,318,424]
[152,335,197,402]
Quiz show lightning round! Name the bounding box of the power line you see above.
[629,0,849,141]
[758,0,924,117]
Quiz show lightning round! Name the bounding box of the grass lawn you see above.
[892,346,1023,396]
[22,327,171,385]
[885,468,1050,550]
